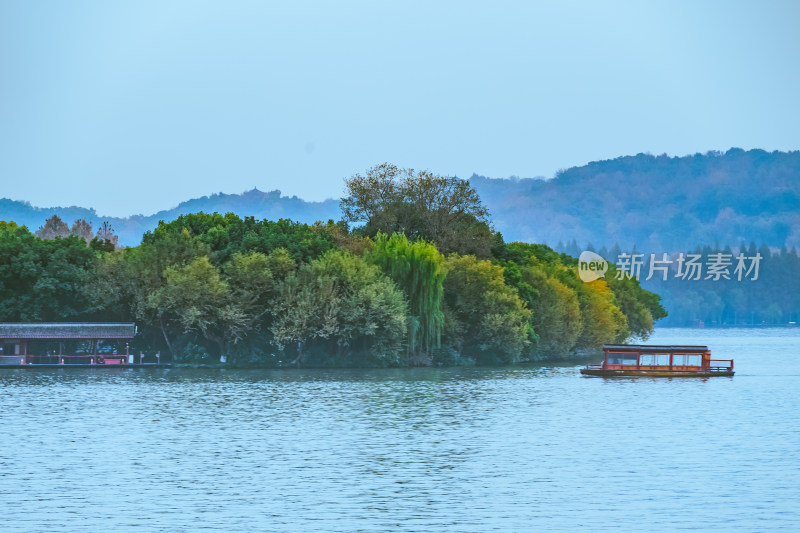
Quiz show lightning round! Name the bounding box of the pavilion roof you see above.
[0,323,136,339]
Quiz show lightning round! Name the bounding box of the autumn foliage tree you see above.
[94,221,119,250]
[35,214,70,240]
[70,219,94,244]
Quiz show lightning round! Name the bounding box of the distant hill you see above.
[0,189,341,247]
[1,148,798,250]
[472,148,800,251]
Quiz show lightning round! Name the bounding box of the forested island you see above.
[0,165,665,367]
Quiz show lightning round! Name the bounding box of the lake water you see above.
[1,328,798,532]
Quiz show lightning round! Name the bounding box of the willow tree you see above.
[367,233,446,359]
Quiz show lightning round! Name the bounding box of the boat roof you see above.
[0,323,136,339]
[603,344,709,352]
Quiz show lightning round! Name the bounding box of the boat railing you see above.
[708,359,734,371]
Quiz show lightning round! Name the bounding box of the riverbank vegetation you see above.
[0,165,666,366]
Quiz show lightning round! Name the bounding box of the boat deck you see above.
[581,367,734,377]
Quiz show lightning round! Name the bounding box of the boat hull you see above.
[581,368,733,377]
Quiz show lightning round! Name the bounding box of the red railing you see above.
[708,359,734,371]
[587,360,734,372]
[17,354,128,365]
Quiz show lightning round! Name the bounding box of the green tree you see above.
[366,233,446,359]
[606,275,660,338]
[271,250,407,366]
[573,279,629,350]
[521,265,583,357]
[223,249,294,341]
[147,256,249,358]
[0,222,95,321]
[442,255,531,364]
[539,262,631,352]
[86,228,209,355]
[146,213,339,264]
[343,164,494,257]
[498,241,664,350]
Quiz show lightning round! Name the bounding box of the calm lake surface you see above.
[1,328,798,532]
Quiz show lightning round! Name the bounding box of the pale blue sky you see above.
[1,1,798,216]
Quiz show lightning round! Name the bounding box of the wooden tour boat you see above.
[581,344,734,377]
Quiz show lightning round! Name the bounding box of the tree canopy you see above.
[342,163,495,257]
[0,166,674,367]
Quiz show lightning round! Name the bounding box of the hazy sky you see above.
[1,1,799,216]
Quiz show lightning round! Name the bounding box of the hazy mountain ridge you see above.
[2,148,798,249]
[471,148,800,251]
[0,189,341,246]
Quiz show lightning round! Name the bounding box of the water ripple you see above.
[0,328,798,531]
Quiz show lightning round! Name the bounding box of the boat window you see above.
[655,354,670,365]
[642,353,671,365]
[673,354,701,366]
[607,352,626,365]
[622,356,638,366]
